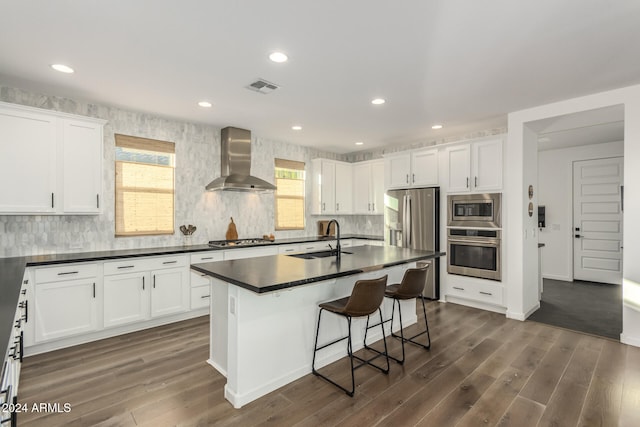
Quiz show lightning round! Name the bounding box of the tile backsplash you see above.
[0,86,383,257]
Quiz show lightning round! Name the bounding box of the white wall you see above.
[506,83,640,347]
[538,140,624,281]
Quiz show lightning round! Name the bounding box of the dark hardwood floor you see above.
[17,301,640,426]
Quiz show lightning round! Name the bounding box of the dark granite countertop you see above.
[0,234,382,361]
[192,245,445,294]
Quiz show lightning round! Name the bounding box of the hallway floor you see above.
[528,278,622,340]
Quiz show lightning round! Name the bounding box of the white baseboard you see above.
[207,358,227,377]
[620,333,640,348]
[507,302,540,321]
[542,274,572,282]
[445,296,507,315]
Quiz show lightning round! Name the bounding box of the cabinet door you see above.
[385,155,411,189]
[62,119,103,213]
[34,278,98,342]
[352,163,371,214]
[472,139,503,191]
[320,161,336,214]
[151,267,189,318]
[334,161,352,213]
[370,160,385,214]
[447,145,471,192]
[0,106,57,213]
[104,272,149,328]
[411,149,439,186]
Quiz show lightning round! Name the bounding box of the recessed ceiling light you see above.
[292,125,302,130]
[371,98,386,105]
[355,142,364,146]
[51,64,74,74]
[431,124,443,130]
[198,101,212,108]
[269,52,288,63]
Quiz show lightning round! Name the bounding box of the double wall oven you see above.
[447,193,502,281]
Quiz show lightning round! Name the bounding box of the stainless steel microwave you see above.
[447,193,501,228]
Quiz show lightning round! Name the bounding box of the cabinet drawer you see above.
[190,270,211,288]
[278,245,301,254]
[190,252,224,264]
[191,285,211,310]
[104,258,150,275]
[146,255,187,270]
[448,281,503,306]
[35,263,98,283]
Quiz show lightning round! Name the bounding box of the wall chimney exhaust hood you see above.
[205,127,276,192]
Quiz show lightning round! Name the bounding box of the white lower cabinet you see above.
[34,276,99,342]
[103,272,148,328]
[103,255,189,328]
[446,280,504,306]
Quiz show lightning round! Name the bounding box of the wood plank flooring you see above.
[16,301,640,426]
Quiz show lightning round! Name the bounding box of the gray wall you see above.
[0,86,381,257]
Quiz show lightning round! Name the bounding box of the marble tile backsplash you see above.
[0,86,383,257]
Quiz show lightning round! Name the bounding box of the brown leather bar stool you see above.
[365,265,431,364]
[311,275,390,397]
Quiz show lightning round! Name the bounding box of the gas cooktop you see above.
[208,238,273,248]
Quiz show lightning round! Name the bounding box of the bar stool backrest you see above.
[344,275,388,317]
[396,265,430,298]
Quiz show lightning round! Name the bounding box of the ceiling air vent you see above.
[246,78,280,94]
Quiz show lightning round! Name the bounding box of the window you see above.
[115,134,175,236]
[275,159,305,230]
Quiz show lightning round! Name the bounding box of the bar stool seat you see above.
[312,275,390,397]
[366,265,431,364]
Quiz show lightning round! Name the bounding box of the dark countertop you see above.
[192,245,445,294]
[0,234,382,361]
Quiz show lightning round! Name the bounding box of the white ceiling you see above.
[1,1,640,154]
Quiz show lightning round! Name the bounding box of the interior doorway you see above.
[531,105,624,339]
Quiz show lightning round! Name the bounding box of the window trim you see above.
[274,158,305,231]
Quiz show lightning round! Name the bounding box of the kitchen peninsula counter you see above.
[194,245,444,408]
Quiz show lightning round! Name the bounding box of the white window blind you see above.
[275,158,305,230]
[115,134,175,237]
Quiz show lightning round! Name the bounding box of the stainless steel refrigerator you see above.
[384,187,440,299]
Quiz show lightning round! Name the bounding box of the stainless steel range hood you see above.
[205,127,276,192]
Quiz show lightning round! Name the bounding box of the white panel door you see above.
[335,162,352,213]
[573,157,623,284]
[320,161,336,214]
[62,119,102,213]
[34,279,98,342]
[104,272,149,327]
[151,268,189,318]
[352,163,371,214]
[0,107,57,213]
[412,149,439,186]
[447,145,471,192]
[370,160,385,214]
[472,138,503,191]
[385,154,411,188]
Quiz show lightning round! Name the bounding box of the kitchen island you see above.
[192,245,444,408]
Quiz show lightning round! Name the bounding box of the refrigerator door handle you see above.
[407,195,412,247]
[402,195,408,247]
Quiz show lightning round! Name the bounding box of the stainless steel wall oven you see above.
[447,228,501,281]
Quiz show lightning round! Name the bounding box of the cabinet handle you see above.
[97,194,100,209]
[200,257,214,260]
[479,291,493,296]
[19,331,24,362]
[201,295,211,299]
[58,271,79,276]
[51,192,55,208]
[93,283,96,298]
[142,276,145,290]
[117,265,135,269]
[153,275,156,288]
[336,203,339,211]
[162,260,177,265]
[372,203,375,211]
[412,173,415,183]
[23,300,28,323]
[406,174,409,184]
[322,202,325,211]
[475,176,478,187]
[453,286,465,291]
[466,177,469,188]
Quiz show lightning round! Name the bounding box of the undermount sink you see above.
[287,250,352,259]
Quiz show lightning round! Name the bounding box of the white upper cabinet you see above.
[0,101,106,215]
[447,138,502,193]
[385,149,438,189]
[311,158,353,215]
[353,160,384,215]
